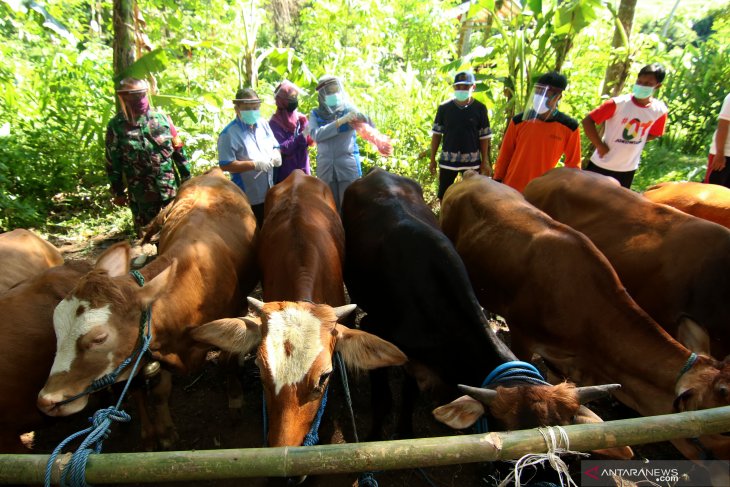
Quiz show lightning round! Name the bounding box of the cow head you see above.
[672,355,730,459]
[192,297,407,447]
[37,243,176,416]
[433,382,634,459]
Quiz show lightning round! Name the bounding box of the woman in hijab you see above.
[307,74,366,213]
[269,80,313,184]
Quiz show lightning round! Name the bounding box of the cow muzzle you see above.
[37,390,89,417]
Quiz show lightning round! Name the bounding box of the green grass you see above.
[632,143,707,192]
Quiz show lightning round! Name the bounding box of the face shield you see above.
[116,79,149,122]
[525,84,561,121]
[274,81,302,112]
[316,77,349,117]
[235,97,262,125]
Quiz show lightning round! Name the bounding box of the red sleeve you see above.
[494,119,517,181]
[649,112,667,137]
[588,100,616,124]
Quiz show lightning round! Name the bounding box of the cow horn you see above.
[576,384,621,404]
[333,304,357,320]
[247,297,265,316]
[458,384,499,405]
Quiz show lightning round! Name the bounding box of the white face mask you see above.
[532,94,550,114]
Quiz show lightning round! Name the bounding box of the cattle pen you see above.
[1,406,729,485]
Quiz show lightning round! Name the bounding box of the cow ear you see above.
[334,324,407,370]
[95,242,130,277]
[572,405,634,459]
[432,396,485,429]
[191,317,262,355]
[138,260,177,307]
[677,316,710,355]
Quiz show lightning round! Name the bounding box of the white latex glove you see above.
[253,159,273,172]
[271,150,282,168]
[338,111,358,127]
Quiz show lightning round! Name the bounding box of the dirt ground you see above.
[28,235,681,487]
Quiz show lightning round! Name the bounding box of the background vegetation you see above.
[0,0,728,238]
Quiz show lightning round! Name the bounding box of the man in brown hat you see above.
[105,77,191,235]
[217,87,281,226]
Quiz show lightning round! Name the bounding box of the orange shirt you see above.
[494,111,581,192]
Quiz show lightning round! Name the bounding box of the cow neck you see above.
[571,303,693,417]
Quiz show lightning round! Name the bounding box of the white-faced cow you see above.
[191,170,407,450]
[643,181,730,229]
[37,167,259,449]
[0,228,63,293]
[0,262,90,452]
[524,168,730,360]
[442,170,730,461]
[341,168,627,458]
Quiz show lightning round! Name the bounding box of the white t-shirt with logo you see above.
[710,93,730,156]
[589,94,668,172]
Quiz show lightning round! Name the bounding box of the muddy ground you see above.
[28,235,681,487]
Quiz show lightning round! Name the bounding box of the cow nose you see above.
[37,394,59,413]
[286,475,307,486]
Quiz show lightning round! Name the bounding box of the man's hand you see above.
[596,142,610,158]
[429,159,437,176]
[711,153,727,171]
[481,166,493,177]
[337,111,358,127]
[112,195,127,206]
[253,159,274,172]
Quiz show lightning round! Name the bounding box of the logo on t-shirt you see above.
[617,117,653,145]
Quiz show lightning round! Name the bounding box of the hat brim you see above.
[117,88,148,94]
[232,98,261,103]
[453,81,476,86]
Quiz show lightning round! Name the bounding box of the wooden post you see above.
[1,406,729,484]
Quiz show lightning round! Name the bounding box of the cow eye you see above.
[91,333,108,346]
[317,371,332,390]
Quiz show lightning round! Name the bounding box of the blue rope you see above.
[45,272,153,487]
[476,361,549,434]
[302,385,329,447]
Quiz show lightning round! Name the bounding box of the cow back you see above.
[0,229,63,293]
[259,170,345,305]
[524,168,730,358]
[643,181,730,229]
[343,168,513,389]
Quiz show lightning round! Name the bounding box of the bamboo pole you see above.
[2,406,730,485]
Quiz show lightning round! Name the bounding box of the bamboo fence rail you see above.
[1,405,729,484]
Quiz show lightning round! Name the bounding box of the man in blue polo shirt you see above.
[430,71,492,201]
[217,88,281,226]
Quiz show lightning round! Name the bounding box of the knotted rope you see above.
[497,426,586,487]
[44,270,153,487]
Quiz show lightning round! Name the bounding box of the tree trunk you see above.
[113,0,135,77]
[601,0,637,97]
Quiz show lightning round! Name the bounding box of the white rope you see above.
[497,426,588,487]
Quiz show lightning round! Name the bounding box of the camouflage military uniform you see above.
[105,109,191,231]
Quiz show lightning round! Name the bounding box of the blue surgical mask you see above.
[454,89,471,102]
[325,93,342,107]
[240,110,260,125]
[632,84,654,99]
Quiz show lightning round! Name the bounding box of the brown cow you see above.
[0,262,90,452]
[37,167,258,449]
[192,170,406,451]
[441,171,730,461]
[643,181,730,229]
[0,228,63,293]
[524,168,730,359]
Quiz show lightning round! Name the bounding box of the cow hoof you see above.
[158,428,179,450]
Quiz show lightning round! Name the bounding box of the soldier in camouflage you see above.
[105,78,191,235]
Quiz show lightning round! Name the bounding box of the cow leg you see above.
[366,368,391,441]
[129,388,157,451]
[151,369,178,450]
[220,351,245,411]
